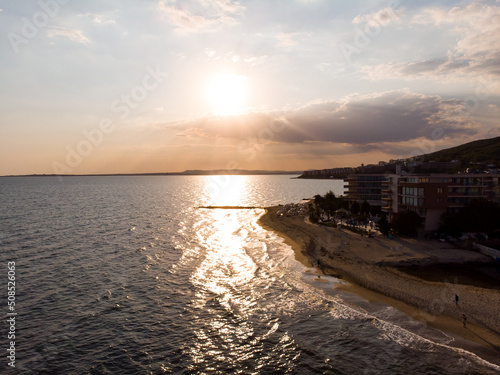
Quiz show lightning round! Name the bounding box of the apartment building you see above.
[345,173,500,231]
[302,167,354,178]
[344,174,387,207]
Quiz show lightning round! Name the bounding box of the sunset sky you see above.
[1,0,499,175]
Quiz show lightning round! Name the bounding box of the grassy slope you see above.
[421,136,500,164]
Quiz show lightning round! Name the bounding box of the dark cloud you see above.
[401,60,446,75]
[167,90,477,145]
[263,142,382,158]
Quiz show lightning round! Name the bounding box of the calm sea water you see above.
[1,175,499,374]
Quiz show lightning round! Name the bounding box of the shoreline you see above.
[258,206,500,365]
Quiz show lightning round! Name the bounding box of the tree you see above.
[378,215,391,236]
[439,198,500,236]
[462,198,500,234]
[324,190,336,201]
[340,198,349,210]
[370,205,382,216]
[438,212,462,237]
[351,201,360,215]
[308,203,320,223]
[361,200,371,216]
[391,210,422,237]
[311,192,349,223]
[313,194,324,207]
[324,190,336,221]
[313,194,325,220]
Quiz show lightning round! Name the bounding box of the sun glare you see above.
[205,74,247,115]
[204,175,248,207]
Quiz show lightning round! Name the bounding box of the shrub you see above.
[391,210,422,237]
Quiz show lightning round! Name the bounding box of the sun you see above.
[205,73,247,115]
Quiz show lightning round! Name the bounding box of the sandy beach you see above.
[258,206,500,361]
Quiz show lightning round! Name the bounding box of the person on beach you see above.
[462,314,467,328]
[455,294,459,306]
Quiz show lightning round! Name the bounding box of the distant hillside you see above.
[420,136,500,165]
[180,169,302,175]
[299,136,500,178]
[2,170,303,178]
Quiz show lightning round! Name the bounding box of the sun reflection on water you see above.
[203,175,250,207]
[187,208,276,369]
[185,178,308,370]
[191,209,258,301]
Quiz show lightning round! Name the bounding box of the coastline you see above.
[258,206,500,364]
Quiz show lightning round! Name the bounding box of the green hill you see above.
[298,136,500,178]
[420,136,500,165]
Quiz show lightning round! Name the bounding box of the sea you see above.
[1,175,499,374]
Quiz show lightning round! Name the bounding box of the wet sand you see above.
[258,206,500,363]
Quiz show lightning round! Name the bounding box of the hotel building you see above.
[345,173,500,232]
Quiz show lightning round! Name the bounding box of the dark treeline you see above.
[439,198,500,238]
[308,191,381,224]
[309,191,349,223]
[309,193,500,241]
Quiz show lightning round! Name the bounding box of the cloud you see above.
[486,126,500,137]
[276,32,298,48]
[352,7,401,26]
[362,1,500,82]
[160,90,478,146]
[205,48,216,57]
[421,1,500,76]
[400,59,447,75]
[79,13,116,25]
[242,55,268,65]
[46,26,90,45]
[158,0,245,34]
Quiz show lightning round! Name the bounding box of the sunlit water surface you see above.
[1,176,499,374]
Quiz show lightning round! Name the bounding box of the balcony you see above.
[447,193,483,198]
[447,202,466,208]
[447,181,487,187]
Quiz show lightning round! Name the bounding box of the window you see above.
[437,187,443,194]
